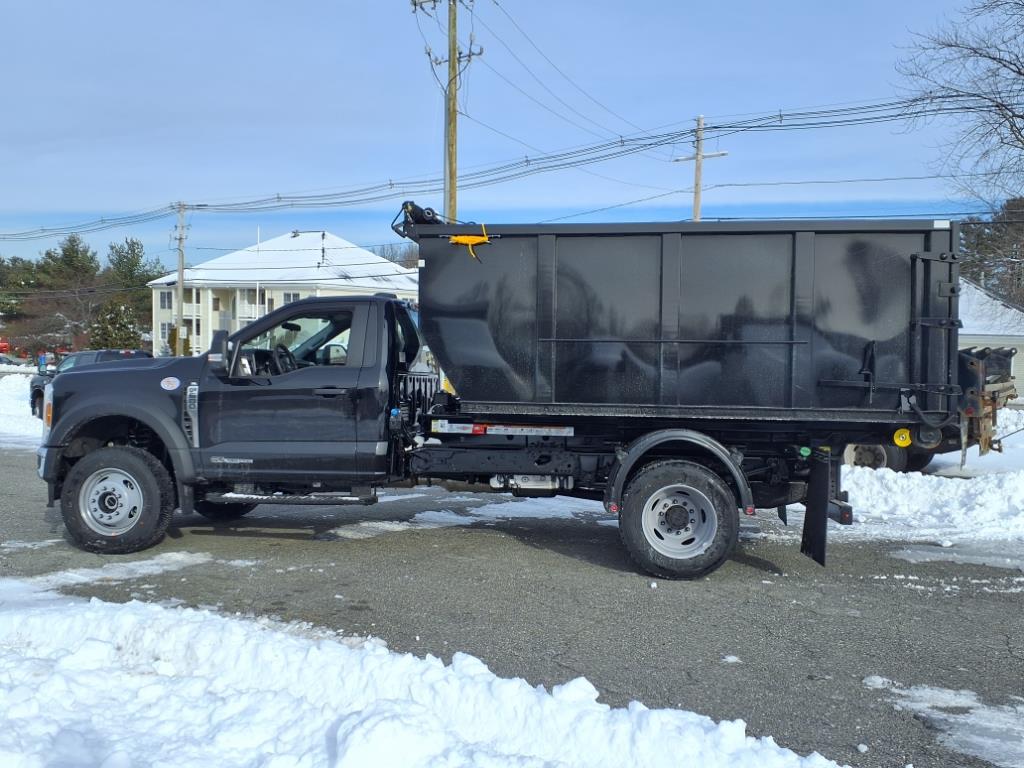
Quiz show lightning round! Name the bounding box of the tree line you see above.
[0,234,165,354]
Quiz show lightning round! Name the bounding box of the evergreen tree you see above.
[105,238,165,328]
[89,301,142,350]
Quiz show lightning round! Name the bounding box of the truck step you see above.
[205,492,378,507]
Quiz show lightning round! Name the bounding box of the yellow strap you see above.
[449,223,489,259]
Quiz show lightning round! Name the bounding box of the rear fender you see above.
[604,429,753,514]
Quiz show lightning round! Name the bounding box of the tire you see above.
[194,500,257,521]
[60,446,174,554]
[32,392,42,419]
[618,459,738,580]
[904,449,934,473]
[843,444,908,472]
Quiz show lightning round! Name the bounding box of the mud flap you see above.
[800,452,853,566]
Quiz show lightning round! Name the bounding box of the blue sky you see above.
[0,0,974,268]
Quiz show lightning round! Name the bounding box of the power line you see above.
[488,0,647,135]
[467,5,628,141]
[0,95,1003,241]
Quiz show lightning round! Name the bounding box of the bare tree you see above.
[899,0,1024,203]
[370,242,420,269]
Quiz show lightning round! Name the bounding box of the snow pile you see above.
[864,676,1024,768]
[0,373,42,450]
[0,567,839,768]
[0,363,31,373]
[837,464,1024,542]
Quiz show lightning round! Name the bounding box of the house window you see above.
[159,291,172,310]
[267,297,275,312]
[283,292,301,304]
[212,297,221,311]
[245,289,257,304]
[159,322,169,340]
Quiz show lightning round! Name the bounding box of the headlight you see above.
[42,384,53,432]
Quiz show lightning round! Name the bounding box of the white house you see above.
[148,230,417,355]
[959,278,1024,392]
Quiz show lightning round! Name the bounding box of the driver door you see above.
[198,303,369,486]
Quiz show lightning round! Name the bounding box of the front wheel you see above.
[60,446,174,553]
[619,460,738,580]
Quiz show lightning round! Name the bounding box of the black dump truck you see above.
[36,204,1015,578]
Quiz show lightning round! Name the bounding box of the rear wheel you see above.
[619,460,738,580]
[61,446,174,553]
[194,500,257,521]
[904,449,935,473]
[843,444,908,472]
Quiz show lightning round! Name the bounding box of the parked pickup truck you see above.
[30,349,152,417]
[35,205,1015,579]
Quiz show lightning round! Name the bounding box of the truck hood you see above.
[50,355,207,396]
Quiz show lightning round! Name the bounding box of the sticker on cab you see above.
[160,376,181,391]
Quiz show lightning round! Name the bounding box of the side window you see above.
[233,308,361,377]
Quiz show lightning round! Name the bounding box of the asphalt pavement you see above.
[1,446,1020,768]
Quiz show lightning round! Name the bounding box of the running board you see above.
[204,492,378,507]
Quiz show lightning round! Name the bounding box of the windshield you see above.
[56,355,83,373]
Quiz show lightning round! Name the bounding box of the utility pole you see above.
[674,115,728,221]
[175,202,186,356]
[445,0,458,221]
[412,0,480,221]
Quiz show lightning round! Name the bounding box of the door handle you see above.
[313,387,350,397]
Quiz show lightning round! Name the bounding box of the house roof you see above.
[959,279,1024,337]
[148,230,417,294]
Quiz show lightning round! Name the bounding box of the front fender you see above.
[45,396,196,494]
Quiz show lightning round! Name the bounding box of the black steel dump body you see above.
[401,208,962,430]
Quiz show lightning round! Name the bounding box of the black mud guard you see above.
[800,451,853,566]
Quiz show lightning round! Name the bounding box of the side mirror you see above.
[207,330,230,376]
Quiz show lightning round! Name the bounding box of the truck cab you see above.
[37,296,434,554]
[197,296,429,488]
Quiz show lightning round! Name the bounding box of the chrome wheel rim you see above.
[641,484,718,559]
[843,444,886,469]
[78,468,145,536]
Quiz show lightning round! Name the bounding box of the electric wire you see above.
[0,95,1009,240]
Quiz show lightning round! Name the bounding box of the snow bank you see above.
[0,363,31,373]
[0,571,839,768]
[836,464,1024,542]
[0,373,42,450]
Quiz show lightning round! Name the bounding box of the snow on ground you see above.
[0,363,32,373]
[0,558,840,768]
[931,407,1024,477]
[864,676,1024,768]
[326,495,607,539]
[0,373,41,450]
[774,413,1024,550]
